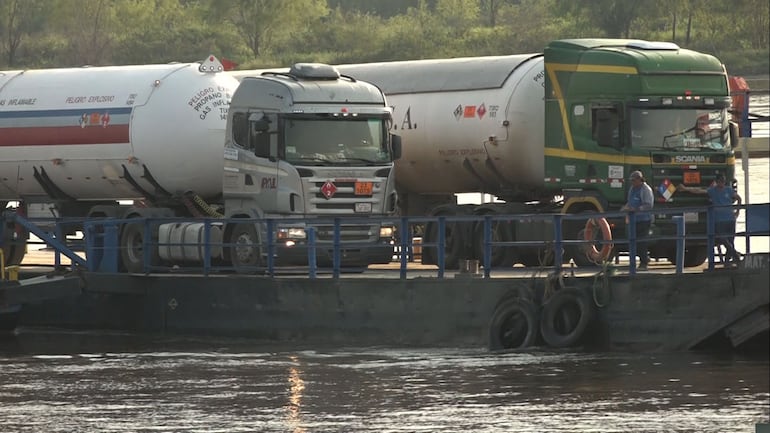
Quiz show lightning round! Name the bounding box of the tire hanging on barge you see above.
[488,297,539,350]
[539,288,593,348]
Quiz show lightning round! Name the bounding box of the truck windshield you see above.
[630,108,730,151]
[283,115,390,164]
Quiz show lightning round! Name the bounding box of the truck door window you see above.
[249,112,277,158]
[232,112,248,147]
[593,107,620,148]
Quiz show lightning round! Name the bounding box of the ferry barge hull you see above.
[12,254,769,352]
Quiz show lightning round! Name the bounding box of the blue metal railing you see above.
[3,203,769,278]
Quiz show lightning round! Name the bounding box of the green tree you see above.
[554,0,650,38]
[47,0,123,65]
[0,0,47,67]
[207,0,328,59]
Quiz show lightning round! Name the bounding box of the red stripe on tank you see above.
[0,125,130,146]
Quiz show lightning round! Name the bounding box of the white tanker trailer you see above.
[1,57,401,271]
[330,39,735,268]
[0,56,237,267]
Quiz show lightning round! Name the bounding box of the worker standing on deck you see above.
[677,173,742,267]
[622,170,654,270]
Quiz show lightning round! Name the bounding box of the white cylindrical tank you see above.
[0,56,240,203]
[335,55,546,196]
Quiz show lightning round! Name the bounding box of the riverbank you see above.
[744,75,770,93]
[736,137,770,158]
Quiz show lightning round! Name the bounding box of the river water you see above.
[2,96,768,433]
[0,332,768,433]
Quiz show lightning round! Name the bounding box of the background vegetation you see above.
[1,0,767,75]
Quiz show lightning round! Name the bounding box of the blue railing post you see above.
[203,219,211,276]
[307,227,317,279]
[399,217,409,280]
[84,223,99,272]
[54,223,64,268]
[628,212,637,274]
[266,219,275,276]
[483,215,491,278]
[553,214,563,272]
[437,216,445,279]
[142,218,151,273]
[333,218,341,279]
[102,223,119,272]
[672,215,684,274]
[706,207,715,271]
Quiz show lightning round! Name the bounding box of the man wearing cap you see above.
[678,173,742,267]
[622,170,654,270]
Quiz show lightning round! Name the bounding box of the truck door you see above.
[248,112,280,209]
[593,104,632,205]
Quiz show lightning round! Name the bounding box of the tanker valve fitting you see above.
[488,135,497,145]
[52,158,63,166]
[127,156,139,164]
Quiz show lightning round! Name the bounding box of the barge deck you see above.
[2,207,769,354]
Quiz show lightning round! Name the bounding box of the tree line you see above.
[1,0,768,75]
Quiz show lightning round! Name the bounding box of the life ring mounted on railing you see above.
[583,217,613,263]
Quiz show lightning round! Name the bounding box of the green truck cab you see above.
[544,39,734,266]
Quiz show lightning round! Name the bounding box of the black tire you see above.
[120,222,159,273]
[540,288,593,348]
[473,219,514,268]
[423,219,463,269]
[668,245,707,268]
[228,222,264,273]
[1,219,27,266]
[489,297,540,350]
[518,247,555,267]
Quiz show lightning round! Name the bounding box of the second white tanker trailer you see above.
[331,38,737,268]
[1,56,401,271]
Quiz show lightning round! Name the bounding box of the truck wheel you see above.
[423,219,463,269]
[2,220,27,266]
[571,218,613,267]
[229,223,263,273]
[518,247,555,267]
[473,219,514,268]
[668,245,707,267]
[120,222,159,273]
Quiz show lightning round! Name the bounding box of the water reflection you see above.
[286,355,306,433]
[0,332,767,432]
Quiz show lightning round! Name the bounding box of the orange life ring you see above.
[583,217,613,263]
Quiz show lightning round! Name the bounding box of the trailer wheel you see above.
[473,217,514,268]
[668,245,707,268]
[423,219,463,269]
[120,221,159,273]
[229,223,263,273]
[2,223,26,267]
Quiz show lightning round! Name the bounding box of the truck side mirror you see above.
[390,134,402,160]
[728,121,739,151]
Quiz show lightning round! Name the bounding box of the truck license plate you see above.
[683,171,700,184]
[355,181,373,195]
[355,202,372,213]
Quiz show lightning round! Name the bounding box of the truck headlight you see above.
[277,227,306,240]
[379,226,395,238]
